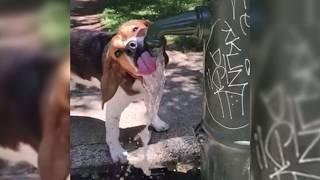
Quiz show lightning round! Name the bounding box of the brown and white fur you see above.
[0,49,70,180]
[71,20,169,163]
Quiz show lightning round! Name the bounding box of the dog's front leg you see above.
[134,111,169,150]
[136,107,169,145]
[105,87,131,163]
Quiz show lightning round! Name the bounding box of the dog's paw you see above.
[151,116,169,132]
[109,146,128,163]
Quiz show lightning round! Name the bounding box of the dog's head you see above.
[106,20,160,77]
[101,20,168,105]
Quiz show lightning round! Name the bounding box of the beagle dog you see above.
[0,49,69,180]
[71,20,169,162]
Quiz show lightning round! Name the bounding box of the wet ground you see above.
[72,167,201,180]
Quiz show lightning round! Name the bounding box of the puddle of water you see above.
[127,49,166,176]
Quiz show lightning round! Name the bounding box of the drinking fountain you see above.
[145,1,251,180]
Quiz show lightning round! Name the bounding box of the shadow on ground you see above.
[71,116,145,152]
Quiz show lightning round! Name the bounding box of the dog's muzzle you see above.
[125,37,146,63]
[125,37,157,75]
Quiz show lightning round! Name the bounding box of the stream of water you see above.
[127,49,166,176]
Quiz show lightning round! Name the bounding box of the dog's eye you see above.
[132,27,139,32]
[114,50,122,58]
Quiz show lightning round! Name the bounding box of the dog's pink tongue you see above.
[137,51,156,75]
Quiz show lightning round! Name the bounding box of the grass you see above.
[102,0,203,51]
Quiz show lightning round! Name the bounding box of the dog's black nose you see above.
[128,41,138,49]
[125,40,138,56]
[125,39,145,61]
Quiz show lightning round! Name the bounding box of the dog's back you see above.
[71,29,114,80]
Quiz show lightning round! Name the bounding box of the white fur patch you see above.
[0,142,38,168]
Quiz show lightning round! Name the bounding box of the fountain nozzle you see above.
[144,6,211,49]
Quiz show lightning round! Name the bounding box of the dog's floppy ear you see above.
[101,49,123,109]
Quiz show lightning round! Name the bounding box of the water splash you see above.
[143,50,166,121]
[128,49,166,176]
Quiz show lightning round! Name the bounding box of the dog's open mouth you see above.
[137,51,156,75]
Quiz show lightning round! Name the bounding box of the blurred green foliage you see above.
[38,1,69,55]
[103,0,203,51]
